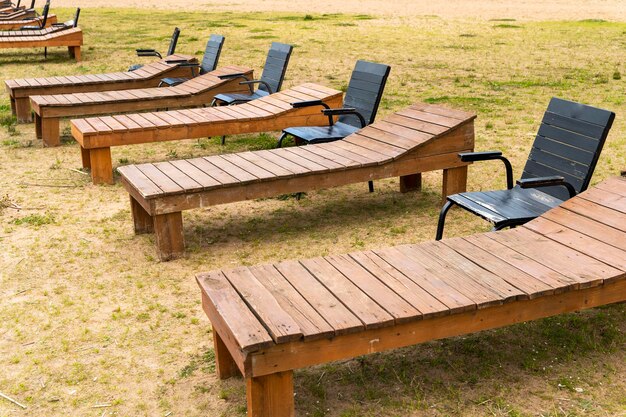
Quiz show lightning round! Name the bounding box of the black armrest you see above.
[239,79,273,94]
[322,107,367,128]
[169,62,199,67]
[291,100,327,109]
[458,151,514,189]
[20,25,39,30]
[517,176,576,198]
[217,72,248,80]
[136,49,161,58]
[458,151,503,162]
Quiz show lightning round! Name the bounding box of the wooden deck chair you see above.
[211,41,293,144]
[129,27,180,71]
[159,34,225,87]
[0,0,25,13]
[18,0,47,29]
[0,0,34,20]
[435,97,615,240]
[277,60,391,192]
[0,12,56,29]
[0,8,81,60]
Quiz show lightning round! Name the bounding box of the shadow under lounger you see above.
[4,54,198,122]
[0,27,83,60]
[196,174,626,417]
[71,83,345,184]
[117,103,476,260]
[30,65,254,147]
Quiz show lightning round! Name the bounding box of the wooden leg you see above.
[130,196,154,235]
[399,173,422,193]
[69,46,81,61]
[15,97,32,123]
[34,114,42,139]
[89,147,113,185]
[9,96,16,117]
[213,330,240,380]
[41,117,60,147]
[247,371,295,417]
[153,212,185,261]
[442,166,468,204]
[80,146,91,169]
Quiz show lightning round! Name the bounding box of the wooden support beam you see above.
[442,166,467,204]
[80,146,91,169]
[41,117,60,147]
[14,97,31,123]
[399,173,422,193]
[214,330,241,380]
[246,371,294,417]
[89,147,113,185]
[130,196,154,234]
[153,211,185,261]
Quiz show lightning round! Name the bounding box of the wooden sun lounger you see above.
[31,65,254,148]
[196,174,626,417]
[72,83,345,185]
[0,23,68,36]
[5,54,198,122]
[0,9,34,20]
[0,13,56,29]
[0,26,82,61]
[117,103,476,260]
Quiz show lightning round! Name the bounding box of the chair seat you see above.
[283,122,360,144]
[160,77,188,87]
[213,90,269,105]
[448,186,564,229]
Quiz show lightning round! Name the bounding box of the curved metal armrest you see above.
[239,79,273,94]
[291,100,332,124]
[458,151,514,189]
[217,73,249,80]
[322,108,367,128]
[517,176,576,198]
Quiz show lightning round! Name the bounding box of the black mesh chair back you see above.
[520,97,615,200]
[339,60,391,128]
[167,27,180,56]
[258,42,293,94]
[200,34,225,74]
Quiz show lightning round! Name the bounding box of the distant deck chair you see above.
[159,34,225,87]
[19,0,47,29]
[277,60,391,192]
[211,41,293,144]
[129,27,180,72]
[43,7,79,58]
[435,97,615,240]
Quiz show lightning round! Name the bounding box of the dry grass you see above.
[0,7,625,417]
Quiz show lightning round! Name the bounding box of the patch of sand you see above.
[56,0,626,21]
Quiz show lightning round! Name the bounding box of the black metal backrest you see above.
[521,97,615,200]
[167,27,180,56]
[258,42,293,93]
[73,8,80,27]
[339,60,391,128]
[200,34,224,74]
[39,1,48,27]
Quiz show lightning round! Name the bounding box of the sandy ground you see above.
[54,0,626,21]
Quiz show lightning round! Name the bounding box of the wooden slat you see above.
[196,271,273,352]
[222,267,303,343]
[273,260,364,336]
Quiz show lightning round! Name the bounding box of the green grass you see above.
[0,7,624,417]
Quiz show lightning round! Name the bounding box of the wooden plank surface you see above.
[196,175,626,358]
